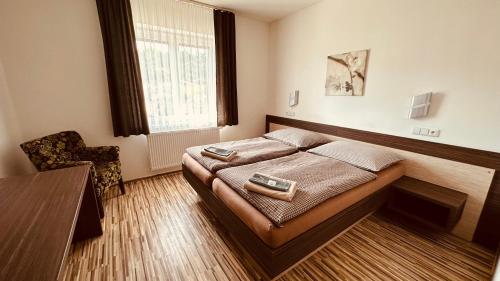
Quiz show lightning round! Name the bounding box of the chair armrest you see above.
[43,160,94,170]
[80,146,120,163]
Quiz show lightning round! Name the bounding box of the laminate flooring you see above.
[62,172,494,281]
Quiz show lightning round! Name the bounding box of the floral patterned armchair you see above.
[20,131,125,217]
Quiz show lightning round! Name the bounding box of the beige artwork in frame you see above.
[325,49,369,96]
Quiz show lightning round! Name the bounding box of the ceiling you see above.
[197,0,321,22]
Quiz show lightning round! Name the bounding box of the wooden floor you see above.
[62,172,494,281]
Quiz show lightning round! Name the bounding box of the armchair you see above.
[20,131,125,217]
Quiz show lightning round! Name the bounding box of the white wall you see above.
[269,0,500,152]
[0,0,270,180]
[0,59,32,177]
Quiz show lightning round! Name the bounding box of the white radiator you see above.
[147,128,220,171]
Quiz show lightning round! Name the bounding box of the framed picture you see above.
[325,49,369,96]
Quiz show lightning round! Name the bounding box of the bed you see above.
[182,136,305,186]
[213,152,405,248]
[182,125,405,279]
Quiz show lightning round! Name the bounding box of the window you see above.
[131,0,217,133]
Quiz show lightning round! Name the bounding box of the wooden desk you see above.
[0,165,102,281]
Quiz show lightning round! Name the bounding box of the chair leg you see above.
[97,196,105,219]
[119,178,126,195]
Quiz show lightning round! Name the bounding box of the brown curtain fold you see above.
[96,0,150,137]
[214,10,238,126]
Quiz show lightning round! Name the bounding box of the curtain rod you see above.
[177,0,234,13]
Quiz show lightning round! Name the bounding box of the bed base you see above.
[183,164,391,279]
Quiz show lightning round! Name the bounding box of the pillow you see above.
[263,128,330,149]
[308,141,404,172]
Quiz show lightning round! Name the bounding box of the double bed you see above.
[182,123,405,279]
[213,160,404,249]
[183,137,298,186]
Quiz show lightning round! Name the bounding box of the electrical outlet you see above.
[420,128,430,136]
[412,127,421,135]
[428,129,440,137]
[286,111,295,117]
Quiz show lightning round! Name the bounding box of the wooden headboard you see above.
[266,115,500,249]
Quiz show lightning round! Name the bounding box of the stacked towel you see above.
[201,150,237,162]
[244,173,297,202]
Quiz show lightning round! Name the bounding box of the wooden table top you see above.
[0,165,91,281]
[393,176,467,208]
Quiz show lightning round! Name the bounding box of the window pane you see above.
[136,40,174,132]
[131,0,217,133]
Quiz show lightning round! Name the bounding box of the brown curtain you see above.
[214,10,238,126]
[96,0,150,137]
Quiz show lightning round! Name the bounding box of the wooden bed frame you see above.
[182,118,397,279]
[182,164,391,279]
[182,114,500,278]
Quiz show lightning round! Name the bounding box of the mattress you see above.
[215,152,378,226]
[182,153,215,186]
[212,163,405,248]
[185,137,298,173]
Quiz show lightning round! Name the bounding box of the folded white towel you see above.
[201,150,237,162]
[244,175,297,202]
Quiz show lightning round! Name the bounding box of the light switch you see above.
[412,127,440,137]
